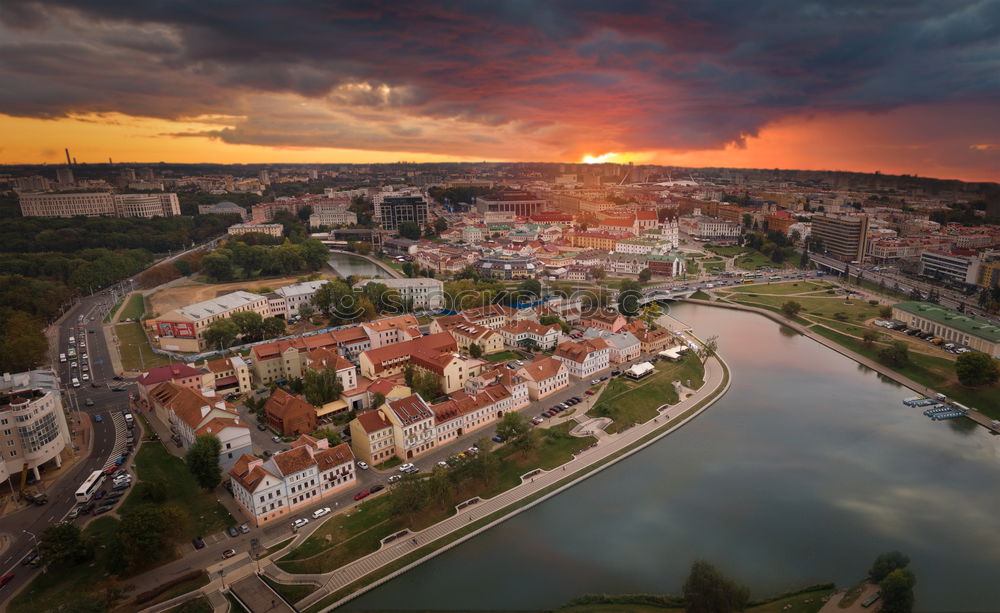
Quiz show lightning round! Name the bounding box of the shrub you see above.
[134,570,205,604]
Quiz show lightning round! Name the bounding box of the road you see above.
[0,292,137,606]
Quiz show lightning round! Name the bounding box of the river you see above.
[346,303,1000,612]
[327,251,389,279]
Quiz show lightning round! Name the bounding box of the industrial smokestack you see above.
[72,157,77,165]
[65,148,71,166]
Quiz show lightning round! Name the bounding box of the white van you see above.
[59,353,67,363]
[68,336,76,345]
[71,377,80,388]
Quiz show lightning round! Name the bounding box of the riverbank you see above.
[684,297,1000,429]
[328,250,404,279]
[265,352,731,612]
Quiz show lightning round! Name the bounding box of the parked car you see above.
[257,423,267,431]
[437,461,448,468]
[226,525,239,537]
[388,474,401,484]
[356,460,369,470]
[312,507,331,519]
[0,573,14,588]
[20,551,38,566]
[84,398,94,406]
[222,548,236,559]
[398,463,415,472]
[291,518,309,529]
[271,436,281,443]
[93,505,112,515]
[192,536,206,549]
[585,389,596,395]
[353,490,370,501]
[93,414,103,423]
[239,523,250,534]
[369,484,384,493]
[67,506,81,519]
[93,489,106,500]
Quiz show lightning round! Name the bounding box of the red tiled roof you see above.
[355,408,391,433]
[518,356,566,382]
[138,363,204,386]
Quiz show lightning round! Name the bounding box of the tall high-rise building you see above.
[812,214,870,262]
[259,169,271,185]
[55,167,74,185]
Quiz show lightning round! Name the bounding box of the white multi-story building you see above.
[229,435,356,526]
[0,370,72,483]
[147,383,251,471]
[228,223,284,238]
[660,218,680,248]
[516,357,569,400]
[498,320,562,350]
[553,338,611,378]
[919,250,982,286]
[18,191,180,218]
[583,329,641,363]
[680,215,742,240]
[353,278,445,310]
[266,280,328,318]
[114,193,181,217]
[155,291,271,352]
[309,204,358,229]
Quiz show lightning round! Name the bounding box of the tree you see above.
[230,310,264,342]
[312,427,342,446]
[590,266,605,280]
[682,560,750,613]
[39,522,93,568]
[398,222,421,240]
[618,279,643,317]
[426,465,452,510]
[878,341,910,367]
[434,216,449,233]
[303,367,344,406]
[496,411,529,443]
[404,363,416,388]
[880,568,916,613]
[468,437,500,486]
[203,318,239,350]
[116,503,184,568]
[518,278,542,301]
[469,342,483,358]
[780,300,802,318]
[0,309,48,372]
[879,305,892,318]
[371,391,386,409]
[298,303,316,320]
[401,261,414,277]
[862,330,879,348]
[868,551,911,583]
[638,268,652,283]
[185,434,222,490]
[261,316,286,339]
[389,473,427,520]
[697,335,719,364]
[202,252,234,281]
[955,351,999,387]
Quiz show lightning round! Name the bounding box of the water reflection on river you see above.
[347,303,1000,612]
[327,251,387,278]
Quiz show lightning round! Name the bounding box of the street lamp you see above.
[22,529,44,573]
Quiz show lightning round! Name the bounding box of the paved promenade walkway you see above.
[251,353,730,612]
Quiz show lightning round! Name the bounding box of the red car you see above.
[104,465,117,475]
[353,490,370,501]
[0,573,14,588]
[585,389,596,395]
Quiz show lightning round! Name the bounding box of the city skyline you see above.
[0,2,998,182]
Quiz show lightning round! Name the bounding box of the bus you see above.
[75,470,105,503]
[743,272,763,279]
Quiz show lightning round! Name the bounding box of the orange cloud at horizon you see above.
[1,106,997,184]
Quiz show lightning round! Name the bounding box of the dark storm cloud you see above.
[0,0,998,154]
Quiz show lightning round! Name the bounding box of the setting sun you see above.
[581,153,620,164]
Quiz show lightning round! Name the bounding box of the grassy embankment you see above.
[118,293,147,321]
[9,440,232,613]
[277,422,595,576]
[260,575,318,604]
[115,321,171,371]
[484,350,521,362]
[588,353,705,433]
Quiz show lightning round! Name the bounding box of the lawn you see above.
[104,295,127,323]
[734,251,790,270]
[118,293,147,321]
[589,354,705,433]
[120,440,234,540]
[558,585,835,613]
[115,321,172,371]
[278,423,595,575]
[725,280,828,295]
[485,350,521,362]
[8,517,121,613]
[261,575,318,605]
[166,596,214,613]
[722,291,883,323]
[704,245,750,257]
[124,572,211,612]
[227,593,251,613]
[689,290,711,300]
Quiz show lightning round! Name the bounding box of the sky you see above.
[0,1,998,182]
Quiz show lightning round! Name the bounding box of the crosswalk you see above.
[102,412,131,469]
